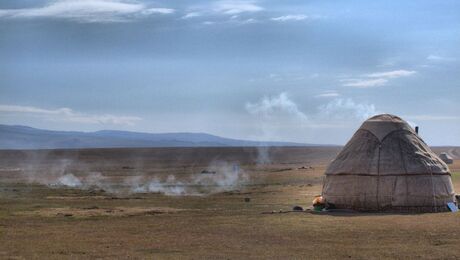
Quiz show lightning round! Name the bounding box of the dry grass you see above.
[0,147,459,259]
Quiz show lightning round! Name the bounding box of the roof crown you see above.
[360,114,415,142]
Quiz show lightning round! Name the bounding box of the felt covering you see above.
[322,114,456,212]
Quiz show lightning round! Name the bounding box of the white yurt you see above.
[322,114,456,212]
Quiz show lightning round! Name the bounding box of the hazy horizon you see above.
[1,0,459,146]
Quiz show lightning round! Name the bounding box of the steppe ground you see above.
[0,146,459,259]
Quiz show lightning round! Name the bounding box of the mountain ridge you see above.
[0,124,321,149]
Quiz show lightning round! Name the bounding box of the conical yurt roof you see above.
[325,114,449,176]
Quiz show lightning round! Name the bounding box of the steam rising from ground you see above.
[56,174,82,188]
[19,159,249,196]
[255,146,271,165]
[245,92,307,165]
[127,161,248,196]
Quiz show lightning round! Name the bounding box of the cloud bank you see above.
[0,0,174,23]
[212,0,263,15]
[271,15,308,21]
[341,69,416,88]
[426,55,456,62]
[0,0,323,26]
[0,105,141,126]
[245,92,308,121]
[365,70,416,78]
[315,91,340,98]
[319,98,378,120]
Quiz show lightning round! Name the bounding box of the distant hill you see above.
[0,125,313,149]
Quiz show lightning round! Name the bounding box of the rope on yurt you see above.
[376,143,381,211]
[320,174,326,198]
[429,161,438,213]
[397,139,409,208]
[420,148,438,212]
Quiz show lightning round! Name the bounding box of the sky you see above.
[0,0,459,145]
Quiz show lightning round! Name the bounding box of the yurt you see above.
[322,114,456,212]
[439,152,453,164]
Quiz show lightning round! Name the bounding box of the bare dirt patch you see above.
[21,206,183,218]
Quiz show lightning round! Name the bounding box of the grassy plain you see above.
[0,147,459,259]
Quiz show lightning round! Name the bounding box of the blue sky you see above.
[0,0,459,145]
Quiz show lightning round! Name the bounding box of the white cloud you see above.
[315,91,340,98]
[342,69,416,88]
[240,18,257,24]
[318,98,378,120]
[142,8,175,15]
[269,73,280,79]
[261,73,306,82]
[341,78,388,88]
[426,55,456,62]
[245,92,313,143]
[0,105,141,125]
[245,94,375,142]
[212,0,263,15]
[0,0,174,23]
[365,70,416,78]
[245,92,307,121]
[181,12,201,19]
[271,14,307,21]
